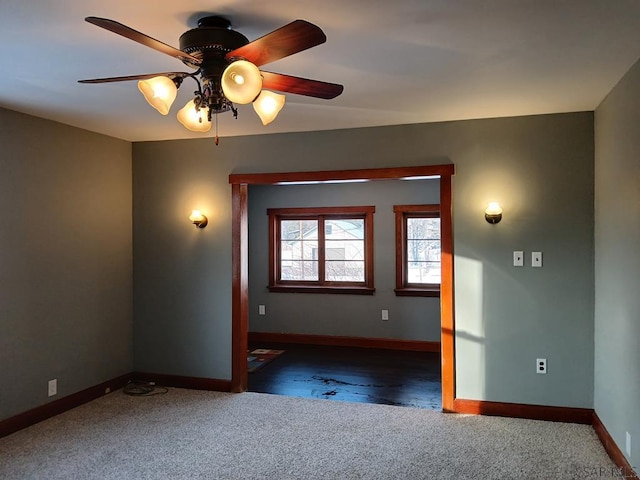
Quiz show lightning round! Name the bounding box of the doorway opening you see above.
[229,165,455,411]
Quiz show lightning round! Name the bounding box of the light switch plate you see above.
[513,251,524,267]
[532,252,543,267]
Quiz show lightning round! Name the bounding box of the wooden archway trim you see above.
[229,164,455,411]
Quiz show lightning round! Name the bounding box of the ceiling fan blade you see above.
[261,71,343,99]
[85,17,201,65]
[78,72,190,84]
[225,20,326,67]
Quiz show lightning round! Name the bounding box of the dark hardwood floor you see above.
[248,343,442,410]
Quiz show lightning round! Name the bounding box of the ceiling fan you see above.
[79,15,344,141]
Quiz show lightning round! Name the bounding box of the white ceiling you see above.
[2,0,640,142]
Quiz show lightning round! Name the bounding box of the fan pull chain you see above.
[215,113,219,146]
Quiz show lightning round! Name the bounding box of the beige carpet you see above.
[0,388,616,479]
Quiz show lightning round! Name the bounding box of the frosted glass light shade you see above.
[189,210,205,223]
[221,60,262,104]
[484,201,503,224]
[485,202,503,215]
[137,76,178,115]
[177,100,212,132]
[253,90,285,125]
[189,210,208,228]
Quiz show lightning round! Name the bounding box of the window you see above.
[268,206,375,294]
[394,204,441,297]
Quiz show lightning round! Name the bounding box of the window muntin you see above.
[394,205,441,296]
[268,206,374,294]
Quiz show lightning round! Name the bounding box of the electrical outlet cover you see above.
[48,379,57,397]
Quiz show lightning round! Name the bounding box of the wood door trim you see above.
[231,183,249,392]
[439,173,455,412]
[229,165,454,185]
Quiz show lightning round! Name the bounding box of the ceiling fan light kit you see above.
[137,76,179,115]
[253,90,286,126]
[177,99,212,132]
[79,15,343,143]
[221,60,263,104]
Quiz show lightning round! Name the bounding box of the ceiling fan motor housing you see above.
[179,16,249,78]
[178,16,250,115]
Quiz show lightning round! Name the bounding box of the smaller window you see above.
[394,204,441,297]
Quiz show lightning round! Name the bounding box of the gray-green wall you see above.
[248,180,441,341]
[594,57,640,463]
[0,107,133,421]
[133,111,595,408]
[6,70,638,450]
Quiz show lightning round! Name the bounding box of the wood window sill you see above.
[394,288,440,297]
[268,285,375,295]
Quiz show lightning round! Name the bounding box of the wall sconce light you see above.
[485,202,503,224]
[189,210,208,229]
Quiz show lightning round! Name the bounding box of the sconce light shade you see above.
[221,60,263,105]
[189,210,208,229]
[137,76,178,115]
[253,90,286,125]
[177,100,212,132]
[485,202,503,224]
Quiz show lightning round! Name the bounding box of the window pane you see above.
[325,217,365,282]
[407,261,441,284]
[326,260,364,282]
[407,217,440,240]
[325,239,365,261]
[325,247,345,260]
[325,219,364,240]
[280,240,318,261]
[281,220,318,240]
[281,260,319,281]
[407,239,441,262]
[407,215,440,285]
